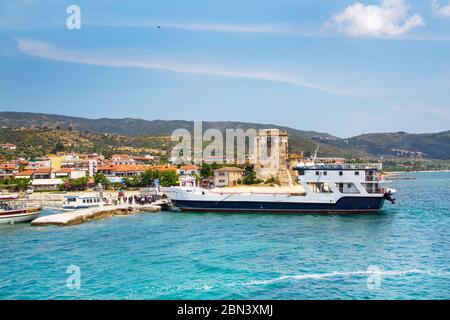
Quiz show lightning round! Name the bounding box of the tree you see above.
[243,165,257,185]
[159,171,179,187]
[94,173,109,188]
[15,178,31,191]
[68,177,88,191]
[200,162,212,178]
[211,162,220,171]
[52,142,64,154]
[243,171,257,185]
[141,170,160,187]
[124,176,140,188]
[192,173,200,185]
[0,178,30,191]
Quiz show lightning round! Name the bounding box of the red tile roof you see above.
[97,164,177,173]
[213,167,245,172]
[54,168,73,173]
[0,164,17,170]
[16,170,34,176]
[180,165,201,170]
[33,167,52,174]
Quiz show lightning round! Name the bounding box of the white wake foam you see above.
[243,268,439,286]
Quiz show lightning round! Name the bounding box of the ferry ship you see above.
[163,162,396,214]
[0,194,42,224]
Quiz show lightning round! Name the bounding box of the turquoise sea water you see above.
[0,172,449,300]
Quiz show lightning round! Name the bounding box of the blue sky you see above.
[0,0,449,137]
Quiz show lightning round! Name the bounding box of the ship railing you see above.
[295,163,382,170]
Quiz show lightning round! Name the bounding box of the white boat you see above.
[63,195,108,210]
[0,194,42,224]
[163,162,396,214]
[0,193,19,200]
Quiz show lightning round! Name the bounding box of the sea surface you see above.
[0,172,449,300]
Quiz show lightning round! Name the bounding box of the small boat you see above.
[0,193,19,201]
[62,195,108,210]
[0,194,42,224]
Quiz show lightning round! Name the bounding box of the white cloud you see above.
[16,39,357,97]
[329,0,424,37]
[432,0,450,17]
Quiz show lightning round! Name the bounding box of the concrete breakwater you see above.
[31,204,161,227]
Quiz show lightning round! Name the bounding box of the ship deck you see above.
[209,185,306,195]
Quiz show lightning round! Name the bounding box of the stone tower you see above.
[253,129,289,184]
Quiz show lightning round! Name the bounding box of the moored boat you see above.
[163,162,396,214]
[0,194,42,224]
[62,195,109,210]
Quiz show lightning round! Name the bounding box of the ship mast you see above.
[312,144,320,164]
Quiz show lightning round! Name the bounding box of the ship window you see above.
[339,171,343,176]
[335,183,360,194]
[361,183,381,194]
[298,170,305,176]
[323,171,327,176]
[355,171,360,176]
[315,171,320,176]
[307,182,333,193]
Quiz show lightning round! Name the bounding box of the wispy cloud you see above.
[16,38,358,97]
[327,0,424,37]
[88,20,325,38]
[432,0,450,18]
[88,19,450,43]
[100,21,292,34]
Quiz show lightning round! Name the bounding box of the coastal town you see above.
[0,129,310,194]
[1,128,313,225]
[0,123,442,226]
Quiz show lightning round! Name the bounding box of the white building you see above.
[178,165,201,177]
[31,179,64,191]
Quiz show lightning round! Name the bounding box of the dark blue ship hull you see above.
[171,196,385,214]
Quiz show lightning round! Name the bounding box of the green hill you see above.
[0,112,334,139]
[0,111,448,160]
[321,131,450,160]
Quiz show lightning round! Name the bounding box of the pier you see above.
[31,204,161,227]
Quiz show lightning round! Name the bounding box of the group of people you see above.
[118,193,161,206]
